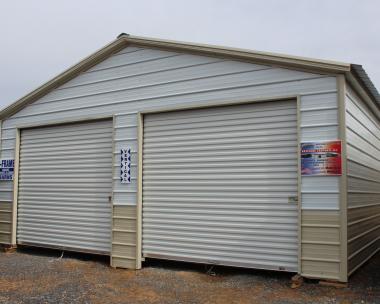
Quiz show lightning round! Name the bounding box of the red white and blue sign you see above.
[120,148,131,184]
[301,141,342,176]
[0,159,15,181]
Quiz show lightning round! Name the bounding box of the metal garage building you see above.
[0,34,379,282]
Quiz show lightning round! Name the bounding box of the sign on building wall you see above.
[0,159,15,181]
[301,141,342,176]
[120,148,131,184]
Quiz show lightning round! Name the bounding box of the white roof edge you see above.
[123,34,351,71]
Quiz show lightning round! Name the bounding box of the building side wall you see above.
[345,84,380,276]
[0,46,340,277]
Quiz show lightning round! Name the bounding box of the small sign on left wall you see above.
[0,159,14,181]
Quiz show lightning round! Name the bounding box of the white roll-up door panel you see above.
[142,100,298,271]
[17,119,113,254]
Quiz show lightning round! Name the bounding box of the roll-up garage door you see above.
[17,119,113,254]
[142,100,298,271]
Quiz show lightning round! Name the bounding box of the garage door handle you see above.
[108,196,112,204]
[288,196,298,203]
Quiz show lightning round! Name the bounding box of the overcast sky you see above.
[0,0,379,109]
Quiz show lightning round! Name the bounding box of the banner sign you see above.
[301,141,342,176]
[0,159,15,181]
[120,148,131,184]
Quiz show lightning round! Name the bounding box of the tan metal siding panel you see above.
[0,202,12,244]
[346,84,380,275]
[302,244,340,260]
[17,119,113,254]
[142,100,298,271]
[302,210,340,225]
[302,227,340,243]
[301,210,341,280]
[301,260,340,280]
[111,205,137,269]
[111,257,136,268]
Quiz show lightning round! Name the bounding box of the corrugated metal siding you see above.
[345,85,380,275]
[17,119,113,253]
[142,100,299,271]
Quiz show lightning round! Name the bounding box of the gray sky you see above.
[1,0,379,109]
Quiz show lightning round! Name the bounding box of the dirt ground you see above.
[0,247,379,304]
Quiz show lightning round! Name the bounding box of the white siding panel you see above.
[300,92,338,143]
[114,112,138,126]
[1,129,16,139]
[12,68,323,118]
[114,126,137,140]
[300,92,338,110]
[302,176,339,193]
[41,61,269,103]
[299,91,339,210]
[301,175,340,210]
[302,193,339,210]
[1,138,16,151]
[113,192,137,206]
[301,108,338,126]
[88,49,180,72]
[300,125,339,142]
[1,149,15,160]
[114,140,137,153]
[57,54,221,90]
[2,76,336,130]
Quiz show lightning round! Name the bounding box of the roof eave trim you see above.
[122,35,351,74]
[346,71,380,119]
[350,64,380,105]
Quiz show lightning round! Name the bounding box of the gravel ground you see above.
[0,247,379,304]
